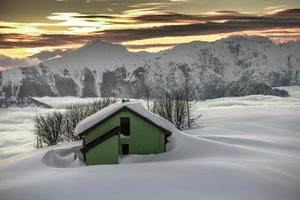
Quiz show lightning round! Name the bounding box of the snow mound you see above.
[42,147,83,168]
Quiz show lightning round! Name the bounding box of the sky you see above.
[0,0,299,58]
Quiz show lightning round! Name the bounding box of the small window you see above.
[122,144,129,155]
[120,117,130,136]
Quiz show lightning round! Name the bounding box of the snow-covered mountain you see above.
[1,36,299,106]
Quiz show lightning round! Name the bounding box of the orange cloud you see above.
[0,8,299,57]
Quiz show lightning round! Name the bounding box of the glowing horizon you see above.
[0,0,299,58]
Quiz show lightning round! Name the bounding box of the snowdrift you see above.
[42,146,83,168]
[1,87,300,200]
[0,128,300,200]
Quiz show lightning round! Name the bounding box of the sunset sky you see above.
[0,0,300,58]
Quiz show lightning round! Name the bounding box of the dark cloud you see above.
[112,9,300,27]
[0,33,25,44]
[0,33,94,48]
[98,10,300,42]
[74,14,116,19]
[269,8,300,17]
[68,8,300,27]
[132,11,202,23]
[0,9,299,49]
[0,25,13,29]
[214,10,242,15]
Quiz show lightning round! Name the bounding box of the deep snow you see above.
[0,86,299,200]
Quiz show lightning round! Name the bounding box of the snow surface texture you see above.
[0,86,300,200]
[74,100,175,136]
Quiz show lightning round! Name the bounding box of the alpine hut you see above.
[74,100,174,165]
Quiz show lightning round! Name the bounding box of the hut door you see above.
[120,117,130,136]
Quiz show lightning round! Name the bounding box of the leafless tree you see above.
[34,112,64,146]
[151,91,192,130]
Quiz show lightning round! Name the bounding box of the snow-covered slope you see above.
[0,100,299,200]
[1,36,299,106]
[0,86,300,199]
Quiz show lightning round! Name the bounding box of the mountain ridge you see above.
[1,35,299,107]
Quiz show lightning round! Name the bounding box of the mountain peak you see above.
[82,38,112,48]
[77,38,128,53]
[90,38,110,44]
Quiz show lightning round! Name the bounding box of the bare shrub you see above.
[35,98,117,148]
[63,104,86,142]
[34,112,64,148]
[63,98,117,142]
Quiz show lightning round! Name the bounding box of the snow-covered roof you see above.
[74,100,175,136]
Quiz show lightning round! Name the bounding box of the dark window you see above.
[120,117,130,136]
[122,144,129,155]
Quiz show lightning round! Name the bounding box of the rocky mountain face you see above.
[0,36,299,107]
